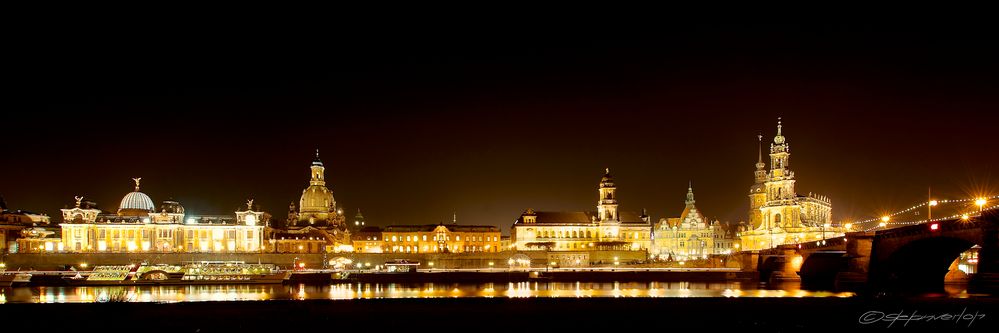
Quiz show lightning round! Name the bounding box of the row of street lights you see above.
[876,196,989,230]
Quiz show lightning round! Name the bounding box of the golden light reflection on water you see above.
[1,282,863,303]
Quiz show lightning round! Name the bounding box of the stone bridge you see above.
[739,210,998,291]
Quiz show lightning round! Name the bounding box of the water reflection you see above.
[0,281,866,303]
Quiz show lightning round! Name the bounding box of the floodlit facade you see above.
[354,222,501,254]
[0,197,52,253]
[28,179,266,254]
[511,169,652,251]
[652,184,735,260]
[739,119,843,251]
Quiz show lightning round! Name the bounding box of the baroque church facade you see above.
[739,119,842,251]
[268,150,351,253]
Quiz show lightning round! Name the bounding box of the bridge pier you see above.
[834,232,873,291]
[970,225,999,292]
[770,248,802,283]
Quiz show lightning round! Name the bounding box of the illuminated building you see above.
[280,150,349,249]
[0,196,52,253]
[27,179,266,253]
[380,222,501,254]
[739,119,843,251]
[511,169,652,251]
[652,184,734,260]
[351,226,384,253]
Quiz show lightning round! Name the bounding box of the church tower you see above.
[597,168,619,223]
[748,134,768,229]
[763,118,800,228]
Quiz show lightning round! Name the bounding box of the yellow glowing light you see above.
[844,223,853,230]
[80,263,88,268]
[488,262,494,266]
[961,214,970,221]
[878,222,887,228]
[976,198,987,207]
[428,262,434,267]
[929,200,938,206]
[881,216,890,223]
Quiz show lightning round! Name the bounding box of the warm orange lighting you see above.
[881,216,890,223]
[930,223,939,231]
[929,200,938,206]
[976,198,987,207]
[844,223,853,230]
[961,214,970,221]
[298,262,305,268]
[878,222,887,228]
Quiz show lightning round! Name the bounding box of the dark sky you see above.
[6,24,998,233]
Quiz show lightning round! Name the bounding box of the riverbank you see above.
[2,296,996,330]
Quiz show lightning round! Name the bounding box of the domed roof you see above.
[160,199,184,214]
[118,178,155,216]
[120,192,155,213]
[300,185,334,214]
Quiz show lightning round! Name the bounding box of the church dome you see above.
[118,178,155,216]
[300,185,334,214]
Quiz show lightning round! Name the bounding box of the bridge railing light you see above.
[930,223,939,231]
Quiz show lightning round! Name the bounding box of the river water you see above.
[0,281,867,303]
[2,281,989,303]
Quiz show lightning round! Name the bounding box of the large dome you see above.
[300,185,334,214]
[118,178,156,216]
[119,191,155,214]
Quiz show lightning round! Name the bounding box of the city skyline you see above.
[6,25,998,231]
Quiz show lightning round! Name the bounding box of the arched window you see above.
[774,214,782,226]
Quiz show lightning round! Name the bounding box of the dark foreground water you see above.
[3,281,992,303]
[2,282,997,331]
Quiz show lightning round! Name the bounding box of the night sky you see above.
[6,25,998,233]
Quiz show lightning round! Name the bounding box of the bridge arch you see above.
[873,236,977,291]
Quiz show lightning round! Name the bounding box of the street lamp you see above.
[976,198,987,214]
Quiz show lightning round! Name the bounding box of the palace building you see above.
[22,178,266,254]
[652,184,734,260]
[739,118,843,251]
[351,214,501,254]
[510,169,652,252]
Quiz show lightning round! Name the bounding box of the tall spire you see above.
[756,133,764,168]
[452,211,457,223]
[312,148,323,166]
[685,182,695,205]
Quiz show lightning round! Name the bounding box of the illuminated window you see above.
[422,235,427,241]
[392,236,397,242]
